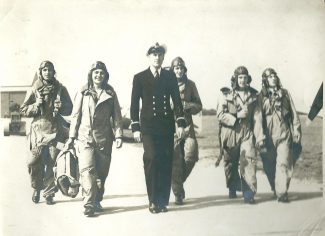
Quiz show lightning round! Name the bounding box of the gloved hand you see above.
[215,157,222,167]
[293,133,301,143]
[116,138,123,148]
[54,99,62,109]
[237,106,248,118]
[64,137,75,150]
[256,140,267,153]
[133,131,142,143]
[183,101,191,111]
[176,127,185,140]
[35,97,43,106]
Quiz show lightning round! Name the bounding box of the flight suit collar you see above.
[96,90,113,107]
[33,77,59,92]
[268,87,283,99]
[233,88,257,103]
[83,85,114,114]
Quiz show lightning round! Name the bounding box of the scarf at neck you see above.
[177,75,187,94]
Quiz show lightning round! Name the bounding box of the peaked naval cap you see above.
[147,42,166,56]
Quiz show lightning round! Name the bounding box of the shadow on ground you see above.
[54,191,322,215]
[99,204,149,215]
[168,191,322,212]
[55,193,147,204]
[255,191,322,204]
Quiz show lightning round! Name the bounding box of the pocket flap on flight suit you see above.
[227,102,237,115]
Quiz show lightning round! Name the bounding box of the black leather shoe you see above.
[229,190,237,199]
[32,190,40,203]
[175,196,183,205]
[46,196,55,205]
[94,202,103,212]
[84,207,95,216]
[149,203,160,214]
[159,206,168,213]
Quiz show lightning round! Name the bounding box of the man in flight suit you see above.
[259,68,302,202]
[21,60,72,205]
[217,66,265,204]
[170,57,202,205]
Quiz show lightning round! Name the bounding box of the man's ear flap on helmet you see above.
[231,75,237,89]
[247,75,252,84]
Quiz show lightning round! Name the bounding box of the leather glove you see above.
[293,133,301,143]
[183,102,191,111]
[237,107,248,118]
[54,99,62,109]
[176,127,185,140]
[256,140,267,154]
[116,138,123,148]
[133,131,142,143]
[35,97,43,106]
[215,156,222,167]
[64,137,75,150]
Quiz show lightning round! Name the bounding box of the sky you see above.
[0,0,324,112]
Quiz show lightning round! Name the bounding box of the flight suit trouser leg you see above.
[42,145,59,198]
[28,147,44,191]
[239,136,257,195]
[95,144,112,203]
[171,140,185,198]
[184,161,195,181]
[183,137,198,182]
[28,145,58,198]
[275,141,293,198]
[261,140,277,192]
[172,137,197,199]
[77,144,98,209]
[223,145,241,192]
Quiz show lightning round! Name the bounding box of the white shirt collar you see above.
[150,66,162,77]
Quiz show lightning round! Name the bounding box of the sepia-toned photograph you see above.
[0,0,324,235]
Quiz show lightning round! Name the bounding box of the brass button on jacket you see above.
[131,68,186,135]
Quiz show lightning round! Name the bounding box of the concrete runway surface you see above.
[0,136,324,236]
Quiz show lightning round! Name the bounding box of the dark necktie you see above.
[154,70,159,79]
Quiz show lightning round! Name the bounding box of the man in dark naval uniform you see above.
[130,43,186,213]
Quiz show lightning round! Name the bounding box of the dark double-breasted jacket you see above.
[130,67,186,135]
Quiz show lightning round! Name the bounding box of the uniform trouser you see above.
[261,138,293,198]
[142,134,174,208]
[171,137,197,198]
[223,136,257,195]
[76,142,112,209]
[28,145,59,198]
